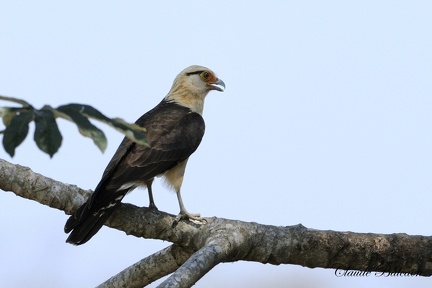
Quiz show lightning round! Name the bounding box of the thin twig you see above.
[0,95,31,107]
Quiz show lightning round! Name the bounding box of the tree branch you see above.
[1,158,431,287]
[0,95,31,107]
[159,244,227,287]
[0,158,90,214]
[97,244,194,288]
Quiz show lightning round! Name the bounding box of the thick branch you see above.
[1,158,432,288]
[0,158,90,214]
[245,222,432,274]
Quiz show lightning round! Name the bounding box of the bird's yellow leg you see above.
[175,189,206,223]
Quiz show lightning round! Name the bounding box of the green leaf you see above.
[0,107,31,126]
[57,104,148,147]
[0,107,13,126]
[109,117,148,145]
[34,109,62,157]
[2,110,33,157]
[55,105,107,152]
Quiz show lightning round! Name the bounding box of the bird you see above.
[64,65,225,245]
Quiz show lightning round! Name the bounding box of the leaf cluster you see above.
[0,95,148,157]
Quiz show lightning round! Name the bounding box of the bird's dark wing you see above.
[64,101,205,244]
[100,101,205,194]
[104,109,205,193]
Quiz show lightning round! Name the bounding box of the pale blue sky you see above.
[1,1,432,287]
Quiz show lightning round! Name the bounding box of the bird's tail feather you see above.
[64,203,117,245]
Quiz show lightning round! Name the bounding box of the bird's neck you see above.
[165,90,207,115]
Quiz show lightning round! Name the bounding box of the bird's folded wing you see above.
[91,109,205,208]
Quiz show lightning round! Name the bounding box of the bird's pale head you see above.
[166,65,225,114]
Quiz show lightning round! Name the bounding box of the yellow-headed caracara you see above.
[64,65,225,245]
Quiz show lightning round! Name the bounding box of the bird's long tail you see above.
[64,202,118,245]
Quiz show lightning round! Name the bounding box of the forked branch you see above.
[1,158,431,288]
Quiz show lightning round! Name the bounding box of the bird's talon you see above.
[148,204,159,210]
[176,211,206,224]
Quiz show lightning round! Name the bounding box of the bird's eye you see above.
[200,71,210,80]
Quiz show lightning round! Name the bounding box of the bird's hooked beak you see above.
[208,78,225,92]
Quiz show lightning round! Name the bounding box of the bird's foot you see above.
[175,211,207,224]
[148,202,158,210]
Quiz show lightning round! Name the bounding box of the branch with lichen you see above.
[1,158,431,288]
